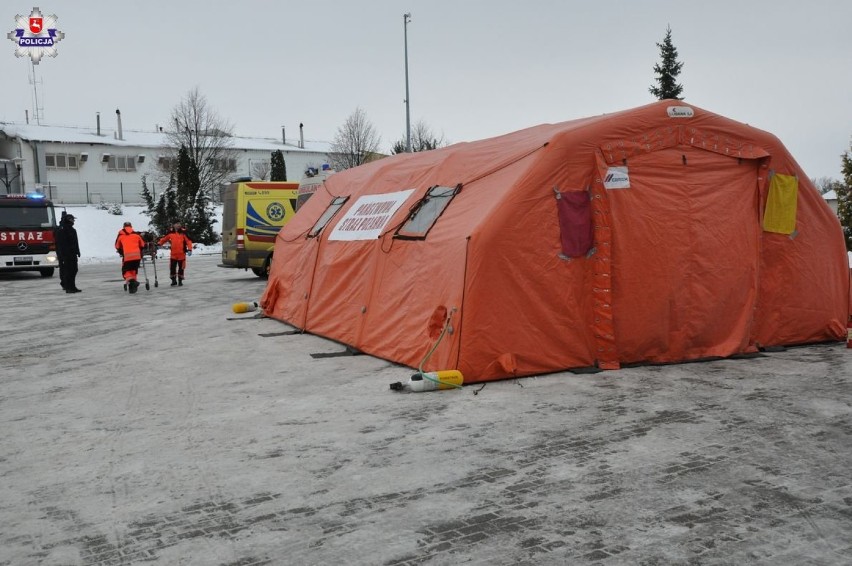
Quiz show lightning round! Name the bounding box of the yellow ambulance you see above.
[219,181,298,277]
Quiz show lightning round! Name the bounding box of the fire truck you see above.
[0,193,59,277]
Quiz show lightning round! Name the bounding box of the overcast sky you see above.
[2,0,850,179]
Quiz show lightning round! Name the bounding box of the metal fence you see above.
[34,181,155,205]
[34,181,223,205]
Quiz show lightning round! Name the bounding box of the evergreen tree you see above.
[165,178,178,228]
[140,175,155,214]
[193,188,218,244]
[649,25,685,100]
[174,145,219,244]
[149,173,177,235]
[838,149,852,251]
[144,144,218,243]
[152,193,169,234]
[270,150,287,181]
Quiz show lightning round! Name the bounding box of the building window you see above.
[158,156,175,171]
[207,157,237,172]
[45,152,80,170]
[222,158,236,172]
[394,185,461,240]
[107,155,137,172]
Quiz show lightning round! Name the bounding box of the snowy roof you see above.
[0,122,331,153]
[823,190,837,200]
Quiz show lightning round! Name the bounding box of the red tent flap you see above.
[556,190,593,258]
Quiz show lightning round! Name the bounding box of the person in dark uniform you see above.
[55,214,81,293]
[55,212,68,289]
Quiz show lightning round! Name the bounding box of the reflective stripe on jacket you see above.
[115,227,145,262]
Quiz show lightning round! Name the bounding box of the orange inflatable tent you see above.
[261,101,850,383]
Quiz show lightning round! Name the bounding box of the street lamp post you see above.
[1,157,24,194]
[403,12,412,153]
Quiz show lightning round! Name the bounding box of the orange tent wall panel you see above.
[260,101,850,383]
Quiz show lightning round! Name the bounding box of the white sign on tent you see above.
[328,189,415,241]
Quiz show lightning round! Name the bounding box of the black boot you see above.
[170,278,177,286]
[178,279,183,286]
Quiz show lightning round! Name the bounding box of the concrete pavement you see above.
[1,255,851,565]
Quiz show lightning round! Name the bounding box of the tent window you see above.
[308,196,349,238]
[394,184,460,240]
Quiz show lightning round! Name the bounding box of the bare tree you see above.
[391,120,448,154]
[328,107,382,171]
[164,87,238,198]
[812,176,838,195]
[251,160,271,181]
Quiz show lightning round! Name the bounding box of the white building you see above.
[822,189,838,214]
[0,116,331,204]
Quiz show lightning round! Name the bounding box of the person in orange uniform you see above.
[157,222,193,286]
[115,221,146,293]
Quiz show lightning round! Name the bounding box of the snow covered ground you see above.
[1,256,850,564]
[2,203,851,564]
[58,204,223,264]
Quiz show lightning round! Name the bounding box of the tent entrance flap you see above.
[606,146,761,363]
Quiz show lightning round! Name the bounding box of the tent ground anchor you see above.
[259,330,303,337]
[311,346,362,359]
[569,366,603,374]
[728,352,768,359]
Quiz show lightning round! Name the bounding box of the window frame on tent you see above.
[308,196,349,238]
[394,184,461,240]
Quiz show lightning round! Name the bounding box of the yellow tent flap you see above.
[763,173,798,234]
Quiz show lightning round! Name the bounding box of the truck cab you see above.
[296,165,335,212]
[0,193,59,277]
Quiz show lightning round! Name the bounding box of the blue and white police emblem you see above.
[7,7,65,64]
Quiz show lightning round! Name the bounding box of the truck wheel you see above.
[40,268,55,277]
[252,255,272,278]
